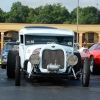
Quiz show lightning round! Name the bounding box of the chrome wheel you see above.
[90,57,94,73]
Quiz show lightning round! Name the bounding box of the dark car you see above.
[1,42,18,68]
[86,42,100,74]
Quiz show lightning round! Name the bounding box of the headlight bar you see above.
[29,54,40,64]
[67,55,78,66]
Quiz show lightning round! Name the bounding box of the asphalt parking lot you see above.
[0,68,100,100]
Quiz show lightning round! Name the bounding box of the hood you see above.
[26,44,73,53]
[25,44,73,59]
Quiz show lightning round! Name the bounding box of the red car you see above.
[86,42,100,74]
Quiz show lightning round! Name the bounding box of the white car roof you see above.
[19,26,74,36]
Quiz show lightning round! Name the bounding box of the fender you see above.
[80,52,89,63]
[74,51,82,73]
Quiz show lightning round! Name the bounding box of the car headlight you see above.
[67,55,78,66]
[29,54,40,64]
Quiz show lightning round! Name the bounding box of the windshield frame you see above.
[25,35,74,47]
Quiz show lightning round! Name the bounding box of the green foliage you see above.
[0,8,5,22]
[32,3,69,24]
[5,1,29,23]
[79,6,100,24]
[70,7,82,24]
[0,1,100,24]
[70,6,100,24]
[26,8,35,23]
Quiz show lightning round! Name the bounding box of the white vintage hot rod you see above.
[7,26,90,87]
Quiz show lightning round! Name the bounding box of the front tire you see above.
[1,65,6,69]
[82,57,90,87]
[90,56,99,74]
[15,56,20,86]
[7,50,19,78]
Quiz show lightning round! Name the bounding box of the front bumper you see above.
[2,62,7,65]
[25,71,82,79]
[2,59,7,65]
[25,72,70,78]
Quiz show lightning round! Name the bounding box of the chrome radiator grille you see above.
[42,50,64,69]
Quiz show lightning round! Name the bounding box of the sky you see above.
[0,0,100,12]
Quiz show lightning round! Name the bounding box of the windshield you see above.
[25,35,73,47]
[88,43,97,51]
[4,43,18,50]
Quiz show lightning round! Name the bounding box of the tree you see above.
[69,7,82,24]
[1,1,100,24]
[70,6,100,24]
[79,6,100,24]
[0,8,5,22]
[5,1,30,23]
[33,3,70,24]
[50,3,70,24]
[26,8,35,23]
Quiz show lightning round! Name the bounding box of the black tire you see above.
[90,56,99,75]
[82,57,90,87]
[1,65,6,69]
[7,50,19,78]
[15,56,20,86]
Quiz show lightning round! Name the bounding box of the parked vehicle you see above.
[85,42,100,74]
[78,48,90,59]
[7,26,90,87]
[1,42,18,68]
[0,56,2,65]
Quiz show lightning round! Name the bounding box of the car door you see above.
[92,43,100,66]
